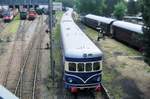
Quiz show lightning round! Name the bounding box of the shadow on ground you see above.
[119,78,144,99]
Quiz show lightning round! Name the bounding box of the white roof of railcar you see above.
[113,21,143,34]
[1,6,9,10]
[85,14,115,24]
[61,9,103,59]
[0,85,19,99]
[39,5,48,8]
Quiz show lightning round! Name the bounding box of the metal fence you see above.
[0,0,48,5]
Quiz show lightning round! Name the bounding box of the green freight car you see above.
[35,8,43,15]
[20,9,28,20]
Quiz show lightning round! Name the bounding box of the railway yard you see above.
[0,8,150,99]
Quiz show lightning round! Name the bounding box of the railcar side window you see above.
[69,63,76,71]
[86,63,92,71]
[93,62,100,71]
[78,63,84,71]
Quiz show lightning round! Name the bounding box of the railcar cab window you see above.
[78,63,84,71]
[67,62,101,72]
[93,62,100,70]
[86,63,92,71]
[68,63,76,71]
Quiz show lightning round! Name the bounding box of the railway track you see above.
[3,19,34,87]
[14,15,46,99]
[3,20,27,87]
[75,20,111,99]
[1,15,44,99]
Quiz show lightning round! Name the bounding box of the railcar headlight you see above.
[97,77,100,82]
[68,78,73,83]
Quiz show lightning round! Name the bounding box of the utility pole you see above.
[48,0,54,85]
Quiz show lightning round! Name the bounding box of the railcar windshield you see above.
[93,62,100,70]
[67,61,102,72]
[68,63,76,71]
[78,63,84,71]
[86,63,92,71]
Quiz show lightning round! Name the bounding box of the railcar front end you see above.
[64,56,103,93]
[61,8,103,93]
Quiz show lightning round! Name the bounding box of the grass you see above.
[47,11,63,86]
[119,63,126,68]
[102,64,124,99]
[82,25,141,56]
[76,23,129,98]
[53,12,63,65]
[0,14,20,41]
[144,65,150,73]
[0,14,20,55]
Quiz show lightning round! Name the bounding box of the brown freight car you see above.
[112,21,143,51]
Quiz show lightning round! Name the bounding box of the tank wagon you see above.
[28,8,37,20]
[0,8,5,18]
[35,7,43,15]
[3,8,18,22]
[82,14,143,50]
[3,9,14,22]
[20,8,28,20]
[61,8,103,93]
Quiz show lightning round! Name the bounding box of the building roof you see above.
[0,85,19,99]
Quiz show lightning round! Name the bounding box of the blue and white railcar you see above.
[61,8,103,93]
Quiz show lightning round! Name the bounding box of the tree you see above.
[127,0,138,15]
[136,0,143,13]
[104,0,119,16]
[75,0,106,15]
[55,0,75,8]
[113,1,127,20]
[142,0,150,65]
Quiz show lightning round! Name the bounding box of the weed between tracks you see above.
[0,14,20,41]
[46,11,64,98]
[0,14,20,56]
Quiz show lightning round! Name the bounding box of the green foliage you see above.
[75,0,106,15]
[137,0,143,12]
[127,0,138,15]
[104,0,120,16]
[55,0,75,8]
[142,0,150,65]
[113,1,127,20]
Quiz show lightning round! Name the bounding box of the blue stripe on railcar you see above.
[64,71,102,88]
[65,57,102,62]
